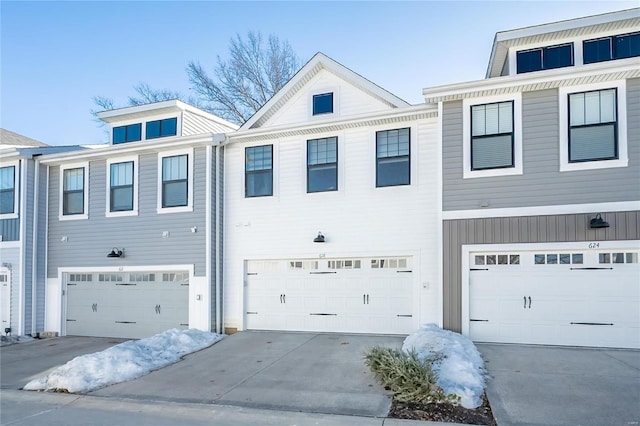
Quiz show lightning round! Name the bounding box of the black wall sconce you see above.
[107,248,125,258]
[313,232,325,243]
[590,214,609,229]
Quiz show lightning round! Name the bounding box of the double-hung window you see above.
[568,88,618,162]
[162,155,188,208]
[307,137,337,193]
[109,161,134,212]
[245,145,273,197]
[113,123,142,144]
[61,166,86,217]
[471,101,514,170]
[146,118,177,139]
[0,165,16,216]
[376,128,410,187]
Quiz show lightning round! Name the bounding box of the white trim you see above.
[18,159,26,335]
[559,80,628,172]
[157,148,194,214]
[31,158,40,333]
[462,93,523,179]
[0,160,20,219]
[443,200,640,220]
[460,239,640,336]
[58,162,89,221]
[436,101,444,329]
[308,86,340,121]
[0,241,21,249]
[105,155,139,217]
[205,144,212,331]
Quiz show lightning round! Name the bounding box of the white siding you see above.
[224,117,440,332]
[1,247,20,334]
[266,70,396,128]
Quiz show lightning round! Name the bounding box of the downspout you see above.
[31,156,40,335]
[18,159,26,335]
[212,133,228,335]
[205,144,212,331]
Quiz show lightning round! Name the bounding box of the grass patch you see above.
[363,346,460,405]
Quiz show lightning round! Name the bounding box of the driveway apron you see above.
[479,343,640,426]
[90,331,404,417]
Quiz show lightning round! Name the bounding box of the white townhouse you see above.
[39,101,237,339]
[424,9,640,349]
[222,53,441,335]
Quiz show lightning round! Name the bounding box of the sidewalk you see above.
[0,389,469,426]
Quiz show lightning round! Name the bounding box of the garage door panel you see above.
[469,246,639,349]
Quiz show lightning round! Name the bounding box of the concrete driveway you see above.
[1,336,127,390]
[478,343,640,426]
[89,331,403,417]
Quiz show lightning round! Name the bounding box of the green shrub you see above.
[363,346,460,405]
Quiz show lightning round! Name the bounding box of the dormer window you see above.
[146,118,178,139]
[113,123,142,144]
[313,93,333,115]
[583,32,640,64]
[516,43,573,74]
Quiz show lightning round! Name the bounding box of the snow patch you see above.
[24,329,223,393]
[402,324,487,409]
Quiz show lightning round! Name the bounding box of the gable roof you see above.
[486,8,640,78]
[240,52,410,130]
[0,128,48,148]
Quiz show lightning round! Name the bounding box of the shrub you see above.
[363,346,460,405]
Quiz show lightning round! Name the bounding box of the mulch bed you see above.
[388,392,497,425]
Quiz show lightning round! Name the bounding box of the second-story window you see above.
[376,128,410,187]
[583,32,640,64]
[0,166,15,215]
[63,167,85,215]
[516,43,573,74]
[307,137,338,193]
[162,155,188,207]
[110,161,134,212]
[568,88,617,162]
[113,123,142,144]
[146,118,177,139]
[471,101,514,170]
[245,145,273,197]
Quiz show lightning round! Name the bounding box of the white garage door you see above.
[469,246,640,349]
[66,271,189,339]
[246,257,413,334]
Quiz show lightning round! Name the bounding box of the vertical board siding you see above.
[443,211,640,332]
[442,79,640,210]
[47,147,209,277]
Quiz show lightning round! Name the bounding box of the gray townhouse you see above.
[38,101,237,339]
[423,8,640,348]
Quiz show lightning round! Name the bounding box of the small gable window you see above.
[113,123,142,144]
[146,118,178,139]
[516,43,573,74]
[313,93,333,115]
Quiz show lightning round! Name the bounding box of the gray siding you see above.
[22,160,34,334]
[442,78,640,210]
[35,162,48,332]
[0,219,19,241]
[443,211,640,332]
[47,147,209,277]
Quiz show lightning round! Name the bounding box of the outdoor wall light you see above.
[107,248,125,258]
[313,232,325,243]
[590,214,609,229]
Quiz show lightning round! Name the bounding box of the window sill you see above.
[0,213,18,220]
[157,206,193,215]
[106,210,138,218]
[59,214,89,221]
[560,158,628,172]
[463,166,523,179]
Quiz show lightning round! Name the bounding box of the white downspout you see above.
[215,143,222,334]
[18,159,26,336]
[31,157,40,334]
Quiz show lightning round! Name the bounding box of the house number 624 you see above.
[588,242,600,249]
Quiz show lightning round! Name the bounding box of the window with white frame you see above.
[0,165,17,216]
[376,128,410,187]
[245,145,273,197]
[559,80,627,172]
[462,94,522,179]
[157,149,193,213]
[107,156,137,216]
[60,163,88,219]
[307,137,338,193]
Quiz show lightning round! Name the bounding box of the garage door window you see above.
[474,254,520,265]
[98,273,124,282]
[535,253,583,264]
[328,259,361,269]
[68,273,92,282]
[288,261,319,270]
[371,258,409,269]
[599,252,638,264]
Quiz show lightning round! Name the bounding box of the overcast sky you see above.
[1,1,636,146]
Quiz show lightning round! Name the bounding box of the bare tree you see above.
[92,32,301,128]
[187,32,301,124]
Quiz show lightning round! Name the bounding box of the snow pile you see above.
[24,328,223,393]
[0,335,35,347]
[402,324,486,408]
